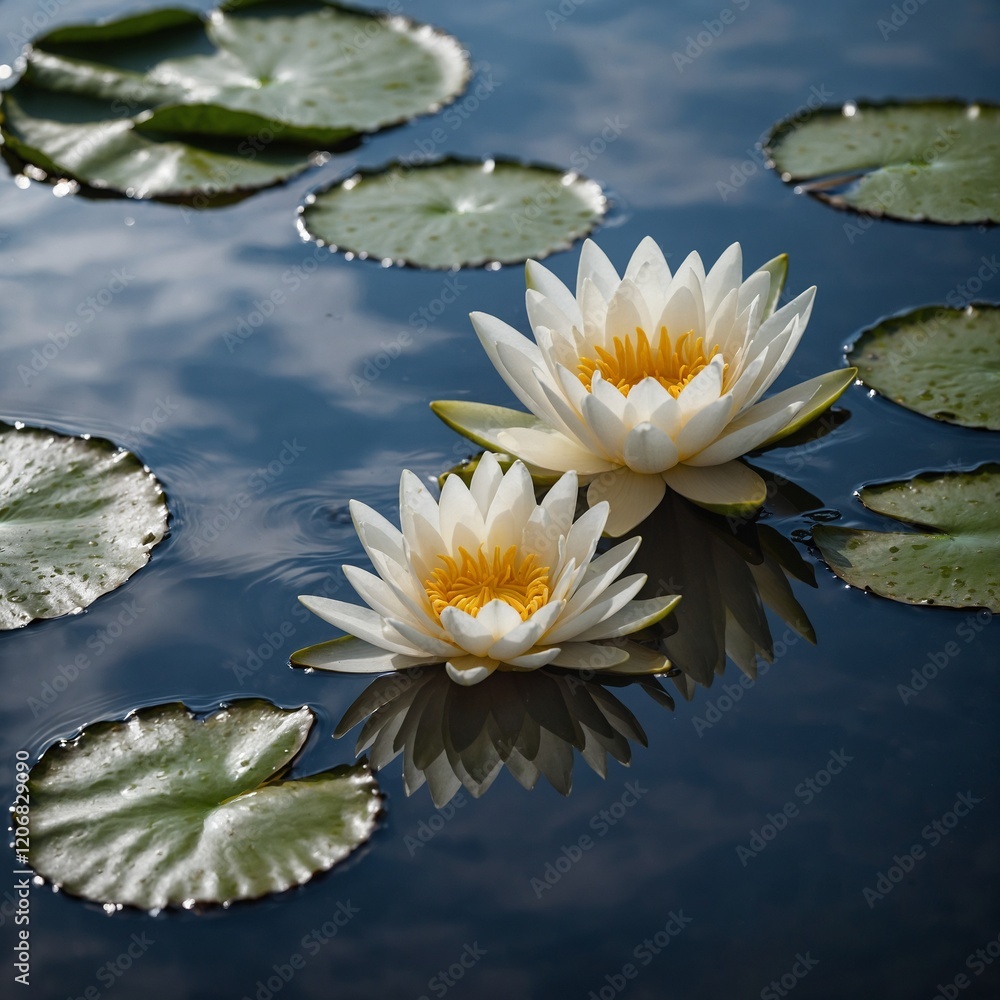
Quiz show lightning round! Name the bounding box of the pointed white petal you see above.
[570,594,680,641]
[686,398,804,466]
[623,422,679,474]
[674,393,735,460]
[576,238,621,302]
[545,573,646,643]
[468,451,505,515]
[525,259,582,326]
[504,647,561,669]
[526,288,575,337]
[703,242,743,314]
[439,606,496,657]
[549,641,631,670]
[385,616,459,657]
[676,352,725,417]
[291,635,436,672]
[445,656,499,686]
[499,425,617,475]
[662,460,766,516]
[471,311,548,416]
[586,468,665,536]
[298,596,426,655]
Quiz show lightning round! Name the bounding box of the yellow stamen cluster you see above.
[424,545,550,622]
[577,325,722,398]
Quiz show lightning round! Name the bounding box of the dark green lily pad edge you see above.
[763,97,1000,227]
[296,155,608,270]
[25,698,385,912]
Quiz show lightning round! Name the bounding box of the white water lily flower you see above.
[291,452,679,686]
[432,237,855,536]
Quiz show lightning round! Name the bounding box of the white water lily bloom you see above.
[432,237,855,536]
[292,452,679,686]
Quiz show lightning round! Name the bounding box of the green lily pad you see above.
[299,158,607,269]
[765,100,1000,224]
[2,1,470,200]
[0,424,168,629]
[848,304,1000,430]
[813,464,1000,611]
[27,700,382,909]
[0,86,316,202]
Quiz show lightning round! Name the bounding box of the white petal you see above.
[674,393,735,460]
[474,598,525,639]
[558,536,641,621]
[495,341,566,431]
[343,564,421,626]
[445,656,499,686]
[386,616,459,657]
[488,601,563,660]
[570,594,679,641]
[662,460,766,513]
[576,238,621,302]
[549,642,631,670]
[738,268,771,315]
[291,635,436,672]
[439,606,496,657]
[623,422,679,474]
[468,451,505,515]
[526,288,575,338]
[703,242,743,315]
[676,353,725,417]
[624,235,671,286]
[470,311,548,416]
[586,468,666,536]
[686,398,804,466]
[580,387,628,458]
[349,499,406,566]
[579,277,610,341]
[623,377,670,426]
[484,460,537,550]
[504,647,562,669]
[560,501,609,575]
[657,281,704,344]
[297,596,426,655]
[499,426,616,475]
[605,278,649,340]
[545,574,646,643]
[525,259,582,327]
[438,472,485,554]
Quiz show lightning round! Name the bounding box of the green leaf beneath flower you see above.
[813,464,1000,611]
[28,700,382,910]
[848,304,1000,430]
[765,99,1000,225]
[0,423,168,629]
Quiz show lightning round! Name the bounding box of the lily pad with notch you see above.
[813,464,1000,611]
[764,99,1000,225]
[27,700,382,910]
[0,423,168,630]
[298,158,607,269]
[848,303,1000,430]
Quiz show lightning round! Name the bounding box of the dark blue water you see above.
[2,0,998,997]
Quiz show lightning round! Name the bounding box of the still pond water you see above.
[1,0,998,997]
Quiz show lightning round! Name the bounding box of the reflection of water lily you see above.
[292,453,679,686]
[334,667,673,805]
[432,237,855,535]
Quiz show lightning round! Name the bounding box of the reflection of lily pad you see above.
[765,100,1000,224]
[2,1,470,200]
[813,465,1000,611]
[0,425,168,629]
[299,159,606,269]
[24,1,470,144]
[848,304,1000,430]
[29,700,382,910]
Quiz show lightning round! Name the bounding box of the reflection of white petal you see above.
[586,468,665,537]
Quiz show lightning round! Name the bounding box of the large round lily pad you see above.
[24,1,471,144]
[813,464,1000,611]
[848,304,1000,430]
[28,700,382,910]
[765,100,1000,224]
[1,1,470,200]
[298,158,607,269]
[0,424,168,629]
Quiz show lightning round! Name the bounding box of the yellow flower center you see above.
[424,545,550,622]
[577,325,722,398]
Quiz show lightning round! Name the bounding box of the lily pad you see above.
[813,464,1000,611]
[848,304,1000,430]
[1,1,470,200]
[23,1,470,145]
[765,100,1000,224]
[27,700,382,909]
[0,424,168,629]
[298,158,607,269]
